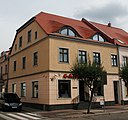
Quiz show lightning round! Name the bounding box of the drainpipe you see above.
[6,56,9,93]
[117,46,124,105]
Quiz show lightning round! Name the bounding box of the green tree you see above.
[71,61,106,113]
[120,66,128,86]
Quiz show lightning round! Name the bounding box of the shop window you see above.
[94,81,103,96]
[58,80,71,98]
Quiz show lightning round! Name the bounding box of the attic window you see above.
[59,27,76,37]
[92,34,105,42]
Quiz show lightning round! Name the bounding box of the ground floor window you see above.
[94,81,103,96]
[21,82,26,97]
[12,83,16,93]
[32,81,38,98]
[58,80,71,98]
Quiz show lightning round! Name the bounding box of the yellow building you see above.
[1,12,125,110]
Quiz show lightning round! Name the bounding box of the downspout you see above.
[117,45,124,105]
[6,56,9,93]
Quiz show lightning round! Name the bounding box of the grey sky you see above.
[0,0,128,52]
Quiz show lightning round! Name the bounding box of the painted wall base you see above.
[23,101,116,111]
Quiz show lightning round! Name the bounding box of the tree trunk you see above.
[87,88,94,114]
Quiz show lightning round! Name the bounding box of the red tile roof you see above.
[35,12,96,39]
[91,22,128,46]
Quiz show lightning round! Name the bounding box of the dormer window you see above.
[92,34,105,42]
[59,27,77,37]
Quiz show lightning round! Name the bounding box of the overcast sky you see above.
[0,0,128,52]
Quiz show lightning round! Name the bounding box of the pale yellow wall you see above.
[49,72,79,105]
[8,72,49,104]
[49,37,118,74]
[9,21,49,78]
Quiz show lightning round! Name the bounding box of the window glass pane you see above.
[32,81,38,98]
[99,35,105,42]
[92,35,98,40]
[12,83,16,93]
[78,50,87,63]
[21,83,26,97]
[59,48,69,63]
[93,52,100,64]
[68,29,75,36]
[60,29,68,35]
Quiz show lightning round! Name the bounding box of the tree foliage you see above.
[71,61,106,113]
[120,66,128,86]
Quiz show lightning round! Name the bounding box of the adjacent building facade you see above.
[0,12,128,110]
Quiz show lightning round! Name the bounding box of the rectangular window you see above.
[93,52,100,64]
[78,50,87,63]
[12,83,16,93]
[35,31,38,40]
[111,54,118,66]
[32,81,38,98]
[5,65,8,74]
[19,36,22,48]
[21,83,26,97]
[59,48,69,63]
[28,30,31,43]
[94,81,103,96]
[58,80,71,98]
[33,52,38,66]
[122,56,128,67]
[14,61,16,71]
[22,57,26,69]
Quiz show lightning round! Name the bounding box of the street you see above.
[0,109,47,120]
[67,112,128,120]
[0,106,128,120]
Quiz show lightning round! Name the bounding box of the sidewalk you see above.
[33,105,128,119]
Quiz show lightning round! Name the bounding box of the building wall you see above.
[49,37,118,74]
[119,47,128,101]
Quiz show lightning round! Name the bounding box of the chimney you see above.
[108,22,111,27]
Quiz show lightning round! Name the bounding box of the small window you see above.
[111,55,118,66]
[15,44,17,51]
[58,80,71,98]
[35,31,38,40]
[92,34,105,42]
[12,83,16,93]
[19,36,22,48]
[93,52,101,64]
[21,83,26,97]
[33,52,38,66]
[28,30,32,43]
[59,48,69,63]
[32,81,38,98]
[14,61,17,71]
[78,50,87,63]
[22,57,26,69]
[60,27,76,37]
[122,56,128,67]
